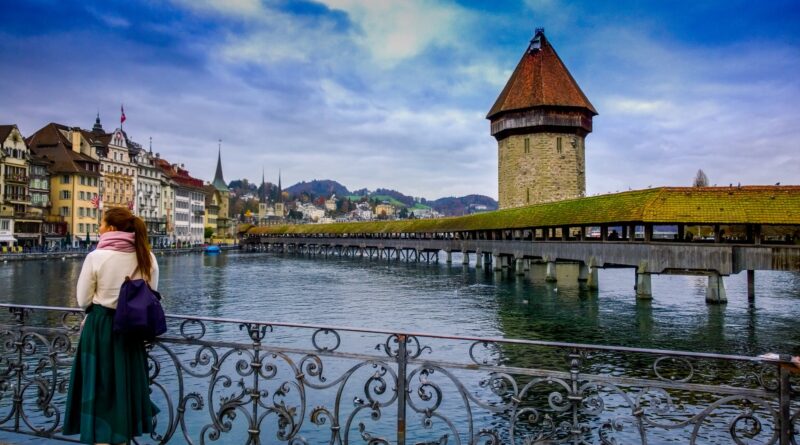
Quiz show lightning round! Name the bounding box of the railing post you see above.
[11,307,27,433]
[778,363,792,445]
[396,334,408,445]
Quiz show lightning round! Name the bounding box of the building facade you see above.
[27,123,101,247]
[134,147,167,246]
[0,125,33,246]
[487,29,597,209]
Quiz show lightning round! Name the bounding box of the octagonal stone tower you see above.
[487,29,597,209]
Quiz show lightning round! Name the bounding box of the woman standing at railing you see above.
[63,207,160,444]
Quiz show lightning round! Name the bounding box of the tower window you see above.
[527,188,530,203]
[524,138,530,154]
[556,137,563,154]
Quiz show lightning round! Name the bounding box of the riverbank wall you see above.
[0,245,240,262]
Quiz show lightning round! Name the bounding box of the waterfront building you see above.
[28,154,64,247]
[488,29,597,209]
[203,184,220,241]
[133,146,167,246]
[0,125,38,247]
[156,159,206,246]
[210,145,232,240]
[27,123,101,247]
[93,120,138,213]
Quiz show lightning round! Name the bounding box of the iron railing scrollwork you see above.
[0,303,796,444]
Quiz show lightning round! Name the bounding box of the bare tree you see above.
[693,169,709,187]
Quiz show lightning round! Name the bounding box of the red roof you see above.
[487,30,597,119]
[156,157,204,189]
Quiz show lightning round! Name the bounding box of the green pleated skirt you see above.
[63,304,159,444]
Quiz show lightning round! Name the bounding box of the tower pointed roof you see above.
[212,141,229,192]
[92,113,105,134]
[487,29,596,119]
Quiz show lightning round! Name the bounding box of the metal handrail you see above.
[0,303,795,444]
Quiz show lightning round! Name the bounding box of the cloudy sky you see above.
[2,0,799,199]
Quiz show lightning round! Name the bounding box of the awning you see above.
[0,234,17,243]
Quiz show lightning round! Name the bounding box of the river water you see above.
[1,251,798,443]
[4,250,799,355]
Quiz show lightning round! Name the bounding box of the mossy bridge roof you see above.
[246,186,800,236]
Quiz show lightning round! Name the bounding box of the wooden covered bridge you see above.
[241,186,800,304]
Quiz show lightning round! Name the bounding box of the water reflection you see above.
[1,251,799,356]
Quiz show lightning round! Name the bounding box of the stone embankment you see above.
[0,245,240,262]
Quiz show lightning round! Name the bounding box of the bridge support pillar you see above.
[587,266,599,290]
[461,251,469,265]
[515,258,525,275]
[706,272,727,304]
[492,255,502,271]
[545,261,557,282]
[636,272,652,299]
[475,251,482,269]
[747,270,755,301]
[578,263,589,282]
[445,250,452,264]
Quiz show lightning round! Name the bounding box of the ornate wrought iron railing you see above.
[0,303,796,444]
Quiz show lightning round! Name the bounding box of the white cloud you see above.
[319,0,469,65]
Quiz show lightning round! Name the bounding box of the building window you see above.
[60,190,71,199]
[60,207,70,217]
[79,208,84,217]
[0,220,9,231]
[79,223,84,233]
[524,138,530,154]
[556,137,562,154]
[80,176,86,185]
[61,175,70,184]
[527,188,530,204]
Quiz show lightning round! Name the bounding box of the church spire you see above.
[278,169,282,202]
[211,139,229,192]
[260,166,266,202]
[92,112,104,134]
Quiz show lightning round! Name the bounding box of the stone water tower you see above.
[487,29,597,209]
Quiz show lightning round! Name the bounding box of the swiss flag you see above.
[121,105,126,124]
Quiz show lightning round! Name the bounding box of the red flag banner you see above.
[121,105,126,124]
[90,194,100,209]
[127,200,134,210]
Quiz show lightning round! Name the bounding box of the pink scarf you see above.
[96,231,136,252]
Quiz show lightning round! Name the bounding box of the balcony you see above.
[13,212,43,221]
[3,194,31,204]
[4,174,29,184]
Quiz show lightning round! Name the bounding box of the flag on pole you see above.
[127,200,134,211]
[90,194,100,209]
[120,105,126,124]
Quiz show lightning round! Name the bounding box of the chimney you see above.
[71,129,82,154]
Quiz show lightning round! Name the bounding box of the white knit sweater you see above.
[76,249,160,310]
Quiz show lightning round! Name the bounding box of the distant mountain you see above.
[431,195,499,216]
[285,180,350,197]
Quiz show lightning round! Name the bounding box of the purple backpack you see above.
[113,268,167,340]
